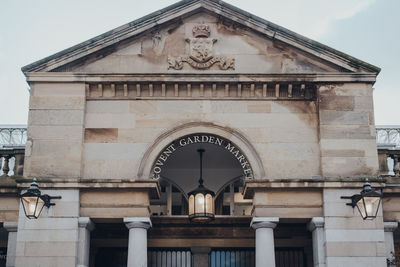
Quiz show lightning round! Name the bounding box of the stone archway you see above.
[137,122,265,180]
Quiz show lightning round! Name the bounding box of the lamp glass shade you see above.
[205,193,213,214]
[188,194,194,215]
[188,188,215,223]
[195,193,205,213]
[21,196,45,219]
[356,195,381,220]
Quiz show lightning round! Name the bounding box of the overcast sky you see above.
[1,0,399,125]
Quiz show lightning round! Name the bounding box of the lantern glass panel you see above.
[195,193,205,214]
[21,196,45,219]
[356,196,381,220]
[364,196,381,219]
[189,194,194,216]
[205,194,213,214]
[356,198,367,218]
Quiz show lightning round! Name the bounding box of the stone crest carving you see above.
[168,24,235,70]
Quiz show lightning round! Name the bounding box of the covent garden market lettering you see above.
[152,134,254,179]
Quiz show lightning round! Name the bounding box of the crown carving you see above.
[192,24,211,38]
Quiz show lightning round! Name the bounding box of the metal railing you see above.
[0,125,27,148]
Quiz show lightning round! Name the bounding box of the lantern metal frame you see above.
[341,180,382,220]
[20,178,62,219]
[188,149,215,223]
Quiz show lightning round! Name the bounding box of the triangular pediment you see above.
[22,0,380,74]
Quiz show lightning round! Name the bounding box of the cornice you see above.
[25,72,377,83]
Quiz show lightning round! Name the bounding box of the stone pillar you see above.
[77,217,95,267]
[3,222,18,267]
[251,217,279,267]
[384,221,398,267]
[307,217,326,267]
[124,217,152,267]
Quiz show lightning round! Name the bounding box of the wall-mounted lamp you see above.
[341,180,382,220]
[20,178,62,219]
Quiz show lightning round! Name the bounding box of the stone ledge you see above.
[13,178,160,199]
[243,178,386,199]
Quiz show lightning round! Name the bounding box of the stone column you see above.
[3,221,18,267]
[124,217,152,267]
[77,217,95,267]
[251,217,279,267]
[307,217,326,267]
[384,221,398,267]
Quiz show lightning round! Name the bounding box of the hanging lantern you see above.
[188,149,215,223]
[20,178,62,219]
[341,179,382,220]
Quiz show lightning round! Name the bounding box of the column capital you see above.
[384,221,398,232]
[124,217,152,230]
[307,217,325,232]
[3,221,18,232]
[78,217,95,232]
[251,217,279,229]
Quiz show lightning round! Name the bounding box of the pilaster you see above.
[3,221,18,267]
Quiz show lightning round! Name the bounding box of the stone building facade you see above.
[1,0,400,267]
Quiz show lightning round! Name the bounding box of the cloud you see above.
[332,0,375,19]
[227,0,376,39]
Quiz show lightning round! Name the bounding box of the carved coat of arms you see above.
[168,24,235,70]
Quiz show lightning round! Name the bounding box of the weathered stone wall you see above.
[323,188,386,267]
[318,83,379,178]
[68,12,339,74]
[24,83,86,179]
[83,99,320,180]
[253,189,322,218]
[24,81,379,180]
[80,189,150,218]
[0,196,19,222]
[383,196,400,222]
[22,14,379,181]
[14,189,80,266]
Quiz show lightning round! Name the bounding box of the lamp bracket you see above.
[41,194,62,208]
[341,195,359,207]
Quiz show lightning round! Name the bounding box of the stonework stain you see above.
[84,128,118,143]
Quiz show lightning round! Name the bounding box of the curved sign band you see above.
[152,133,254,180]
